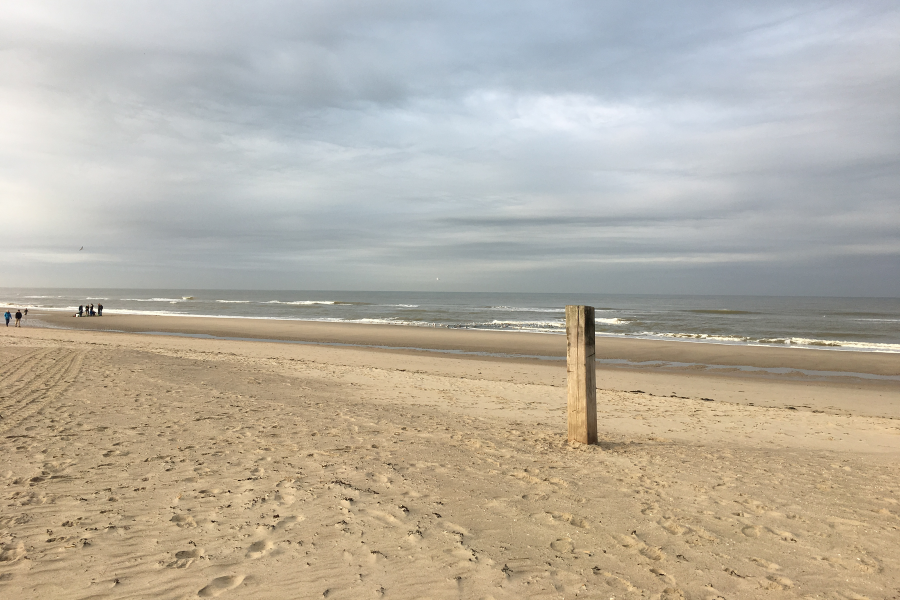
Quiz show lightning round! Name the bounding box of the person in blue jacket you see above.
[4,309,10,326]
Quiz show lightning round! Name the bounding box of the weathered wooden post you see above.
[566,305,597,444]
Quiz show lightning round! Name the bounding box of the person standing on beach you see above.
[14,310,22,327]
[23,308,28,317]
[78,305,83,317]
[98,303,103,316]
[4,309,10,326]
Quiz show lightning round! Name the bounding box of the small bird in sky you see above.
[79,246,83,251]
[436,277,439,281]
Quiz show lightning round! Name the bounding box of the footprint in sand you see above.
[550,538,575,553]
[639,546,665,561]
[741,525,761,537]
[658,518,690,535]
[274,516,302,532]
[273,491,295,506]
[611,533,665,560]
[765,527,796,542]
[650,567,676,582]
[596,571,638,593]
[764,575,794,590]
[167,548,202,568]
[0,541,26,562]
[641,502,659,516]
[11,491,50,506]
[612,533,642,548]
[246,540,273,559]
[749,556,780,570]
[198,575,244,597]
[363,509,403,527]
[548,512,590,529]
[522,493,549,502]
[822,554,881,574]
[170,514,197,528]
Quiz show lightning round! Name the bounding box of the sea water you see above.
[3,289,899,353]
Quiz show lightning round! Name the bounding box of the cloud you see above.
[0,0,898,294]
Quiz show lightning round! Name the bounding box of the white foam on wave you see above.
[852,318,900,322]
[490,306,565,313]
[299,316,441,327]
[120,298,185,302]
[478,317,626,328]
[784,338,900,352]
[470,320,566,333]
[93,308,191,317]
[486,319,564,327]
[636,331,900,353]
[596,317,629,325]
[41,309,419,324]
[488,309,626,324]
[386,304,420,308]
[2,304,78,311]
[646,332,750,343]
[264,300,336,305]
[215,300,251,303]
[349,318,414,325]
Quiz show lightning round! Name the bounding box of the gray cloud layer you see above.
[1,0,898,294]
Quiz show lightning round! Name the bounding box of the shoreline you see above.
[28,310,900,378]
[8,296,900,353]
[29,309,900,354]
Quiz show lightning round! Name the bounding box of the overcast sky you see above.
[1,1,898,295]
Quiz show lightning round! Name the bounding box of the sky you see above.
[1,0,898,295]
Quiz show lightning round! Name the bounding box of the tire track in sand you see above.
[0,348,57,390]
[0,348,84,435]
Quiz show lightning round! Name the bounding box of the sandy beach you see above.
[2,316,899,599]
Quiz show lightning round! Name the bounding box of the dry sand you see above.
[1,317,899,599]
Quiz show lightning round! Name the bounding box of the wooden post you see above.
[566,305,597,444]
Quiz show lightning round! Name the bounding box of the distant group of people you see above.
[78,303,102,317]
[4,307,26,327]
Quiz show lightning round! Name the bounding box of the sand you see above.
[1,317,899,599]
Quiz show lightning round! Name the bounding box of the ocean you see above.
[3,289,899,353]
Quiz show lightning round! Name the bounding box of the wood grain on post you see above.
[566,305,597,444]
